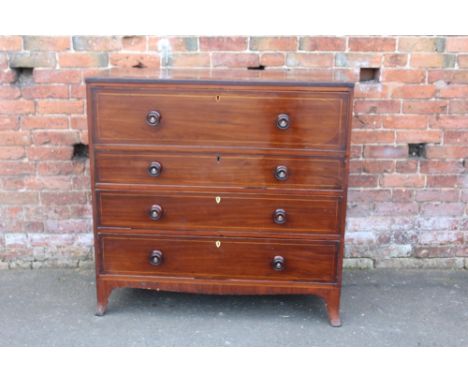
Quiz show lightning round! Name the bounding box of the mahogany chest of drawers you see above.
[86,69,354,326]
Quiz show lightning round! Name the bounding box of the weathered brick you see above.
[23,36,70,51]
[354,100,400,114]
[427,175,461,188]
[351,130,394,144]
[121,36,147,51]
[420,160,464,174]
[151,36,198,52]
[395,160,418,173]
[438,85,468,98]
[33,69,81,84]
[335,53,381,67]
[59,52,108,68]
[392,85,436,99]
[398,37,445,52]
[348,189,392,202]
[212,53,259,68]
[0,161,34,175]
[0,146,25,159]
[420,202,464,216]
[250,37,297,51]
[166,53,210,68]
[0,86,21,99]
[200,37,247,51]
[450,100,468,113]
[376,257,464,269]
[392,189,414,202]
[374,202,419,216]
[41,192,87,205]
[109,53,159,68]
[348,174,378,187]
[354,83,390,99]
[426,145,468,159]
[72,36,121,51]
[37,161,85,176]
[428,69,468,84]
[430,115,468,129]
[446,37,468,52]
[381,174,426,187]
[349,37,396,52]
[27,146,73,161]
[36,100,84,114]
[383,115,428,129]
[287,53,334,68]
[299,36,346,51]
[21,116,68,130]
[9,52,56,68]
[403,100,448,114]
[381,69,425,83]
[444,130,468,144]
[364,145,407,159]
[259,53,284,67]
[0,36,22,51]
[31,130,79,145]
[21,85,69,99]
[396,130,441,143]
[0,192,38,204]
[411,53,456,68]
[383,54,408,67]
[362,160,395,174]
[343,258,374,269]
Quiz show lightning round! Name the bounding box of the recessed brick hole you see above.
[132,61,146,69]
[72,143,89,161]
[247,65,266,70]
[408,143,426,159]
[359,68,380,83]
[12,67,34,87]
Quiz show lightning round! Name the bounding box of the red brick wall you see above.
[0,36,467,269]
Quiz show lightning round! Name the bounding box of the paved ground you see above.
[0,269,467,346]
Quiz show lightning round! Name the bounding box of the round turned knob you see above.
[274,165,289,181]
[149,204,163,221]
[148,161,162,177]
[149,250,163,266]
[273,208,287,224]
[146,110,161,127]
[276,113,290,130]
[272,255,285,271]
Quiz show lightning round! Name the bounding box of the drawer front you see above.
[93,90,347,150]
[100,235,337,282]
[97,191,341,235]
[95,151,344,190]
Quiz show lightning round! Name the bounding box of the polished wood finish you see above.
[87,69,353,326]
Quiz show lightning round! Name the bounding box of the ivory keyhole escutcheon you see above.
[215,196,221,204]
[215,241,221,248]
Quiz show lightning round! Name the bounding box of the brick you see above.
[259,53,284,67]
[450,100,468,113]
[446,37,468,52]
[420,202,464,216]
[0,192,38,204]
[350,145,363,159]
[376,258,464,269]
[33,69,81,84]
[0,86,21,99]
[9,52,56,68]
[438,85,468,98]
[151,36,198,52]
[364,145,407,159]
[420,160,464,174]
[381,174,426,187]
[426,145,468,159]
[383,54,408,67]
[22,176,72,190]
[392,85,436,99]
[396,130,441,143]
[457,54,468,68]
[352,115,383,129]
[414,246,466,258]
[334,68,358,82]
[354,83,390,99]
[0,99,35,114]
[343,258,374,269]
[0,36,22,51]
[383,115,428,129]
[335,53,381,67]
[348,189,392,202]
[36,100,84,114]
[392,189,414,202]
[410,54,456,68]
[23,36,70,51]
[199,37,247,51]
[349,37,396,52]
[348,174,378,187]
[381,69,425,83]
[21,85,69,99]
[398,37,445,52]
[374,202,419,216]
[416,190,459,202]
[45,219,91,233]
[444,130,468,144]
[70,85,86,99]
[347,216,415,231]
[0,70,16,83]
[0,146,25,159]
[299,36,346,51]
[37,161,85,176]
[41,191,87,205]
[420,231,464,245]
[59,52,108,68]
[354,100,400,114]
[20,116,68,130]
[250,37,297,51]
[121,35,147,51]
[72,36,121,51]
[0,53,7,69]
[395,160,418,173]
[212,53,259,68]
[27,146,73,161]
[351,130,394,144]
[403,100,448,114]
[0,161,34,175]
[427,175,461,188]
[109,53,159,68]
[71,116,87,130]
[31,130,79,145]
[286,53,333,67]
[428,70,468,84]
[430,115,468,129]
[362,160,395,174]
[167,54,210,68]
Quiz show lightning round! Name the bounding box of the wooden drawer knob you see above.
[276,113,290,130]
[149,250,163,266]
[148,161,162,177]
[146,110,161,126]
[273,208,287,224]
[272,255,285,271]
[149,204,163,220]
[274,165,288,181]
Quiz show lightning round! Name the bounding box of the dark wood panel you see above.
[95,151,344,191]
[97,191,341,235]
[100,235,337,282]
[94,89,347,150]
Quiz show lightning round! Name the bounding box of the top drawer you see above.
[91,88,349,151]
